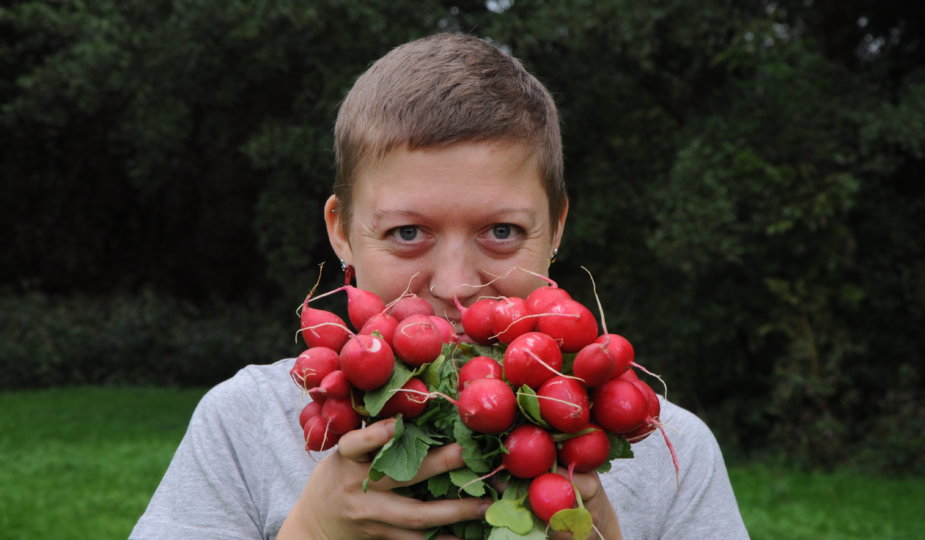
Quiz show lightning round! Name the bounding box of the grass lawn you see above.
[730,461,924,539]
[1,386,923,539]
[0,386,206,540]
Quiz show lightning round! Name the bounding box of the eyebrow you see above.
[371,207,538,224]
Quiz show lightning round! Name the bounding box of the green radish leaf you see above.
[608,432,634,460]
[561,351,577,375]
[469,343,505,362]
[485,499,534,535]
[549,506,594,540]
[553,426,595,442]
[447,520,489,540]
[486,521,547,539]
[368,417,441,482]
[461,520,487,539]
[454,418,492,473]
[366,415,404,484]
[427,472,451,497]
[449,468,486,496]
[516,385,549,428]
[501,478,530,501]
[364,362,415,417]
[422,351,447,390]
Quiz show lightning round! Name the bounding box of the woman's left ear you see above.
[552,198,569,252]
[324,195,353,265]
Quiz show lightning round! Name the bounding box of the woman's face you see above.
[325,140,567,332]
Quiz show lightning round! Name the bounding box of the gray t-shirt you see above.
[131,359,749,539]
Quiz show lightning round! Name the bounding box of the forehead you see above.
[350,141,550,226]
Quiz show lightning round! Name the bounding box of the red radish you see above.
[456,378,517,434]
[344,286,386,330]
[320,397,361,434]
[428,315,459,344]
[623,379,681,482]
[298,401,322,429]
[389,295,434,321]
[303,415,339,452]
[624,383,659,443]
[379,377,430,419]
[535,298,598,353]
[526,285,571,315]
[573,334,633,387]
[309,369,351,401]
[392,314,444,367]
[598,334,633,377]
[557,424,611,474]
[501,425,557,479]
[537,376,590,434]
[299,304,351,352]
[457,356,502,391]
[624,378,662,442]
[338,334,395,391]
[572,341,616,387]
[359,311,399,344]
[457,297,498,345]
[592,378,649,434]
[491,296,535,344]
[302,272,385,332]
[503,332,563,389]
[529,473,576,523]
[290,347,339,390]
[619,367,640,382]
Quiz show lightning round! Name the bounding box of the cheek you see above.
[489,260,551,299]
[354,259,423,302]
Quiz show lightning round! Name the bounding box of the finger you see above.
[372,494,490,531]
[572,471,604,502]
[338,418,397,462]
[368,443,466,490]
[552,469,603,502]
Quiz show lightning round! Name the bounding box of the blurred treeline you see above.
[2,1,922,472]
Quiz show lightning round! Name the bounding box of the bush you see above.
[0,292,302,388]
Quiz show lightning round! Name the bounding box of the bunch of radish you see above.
[289,272,677,540]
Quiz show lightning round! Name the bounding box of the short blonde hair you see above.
[333,33,566,232]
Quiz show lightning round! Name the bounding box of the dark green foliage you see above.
[2,0,923,472]
[0,292,301,388]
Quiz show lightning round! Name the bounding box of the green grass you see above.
[730,462,925,539]
[0,386,206,540]
[1,386,923,539]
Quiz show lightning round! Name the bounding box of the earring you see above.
[340,259,355,285]
[549,248,559,264]
[429,284,438,296]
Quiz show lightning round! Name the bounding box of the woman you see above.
[132,33,748,540]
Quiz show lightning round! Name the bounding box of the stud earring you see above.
[549,248,559,264]
[340,259,348,272]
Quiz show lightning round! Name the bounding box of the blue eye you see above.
[492,224,513,239]
[397,226,418,241]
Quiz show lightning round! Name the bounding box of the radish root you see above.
[632,361,669,401]
[580,265,608,335]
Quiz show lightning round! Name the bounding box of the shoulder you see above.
[182,358,309,472]
[131,358,309,540]
[199,358,299,409]
[603,397,749,539]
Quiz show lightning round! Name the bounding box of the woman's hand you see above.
[278,418,490,540]
[548,471,622,540]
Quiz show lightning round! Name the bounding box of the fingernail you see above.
[382,418,396,438]
[479,500,492,516]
